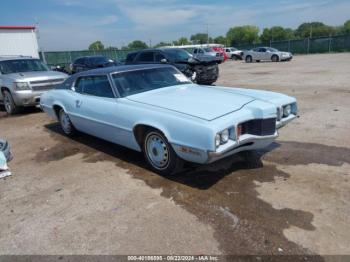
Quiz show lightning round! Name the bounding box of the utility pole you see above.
[149,39,152,48]
[206,24,209,45]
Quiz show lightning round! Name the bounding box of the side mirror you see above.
[160,58,168,63]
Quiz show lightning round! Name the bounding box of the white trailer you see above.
[0,26,39,58]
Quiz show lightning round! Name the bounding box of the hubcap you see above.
[146,134,169,169]
[60,111,71,133]
[4,95,12,113]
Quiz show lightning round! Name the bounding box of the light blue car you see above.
[40,64,297,175]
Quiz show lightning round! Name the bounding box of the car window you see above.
[0,59,49,74]
[74,58,84,64]
[90,56,109,65]
[137,52,154,62]
[193,49,198,54]
[112,67,191,97]
[155,52,166,62]
[252,48,259,52]
[199,49,204,54]
[126,52,138,63]
[259,48,267,52]
[75,75,114,98]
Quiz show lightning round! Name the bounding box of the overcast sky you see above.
[0,0,349,51]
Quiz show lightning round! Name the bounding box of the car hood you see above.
[4,71,68,82]
[127,84,255,121]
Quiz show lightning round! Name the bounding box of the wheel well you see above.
[53,105,63,119]
[133,124,164,148]
[1,87,10,94]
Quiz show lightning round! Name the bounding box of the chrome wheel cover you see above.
[60,111,71,134]
[4,94,12,113]
[145,133,170,170]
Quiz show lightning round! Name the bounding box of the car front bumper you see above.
[12,90,44,106]
[206,133,278,164]
[173,132,278,165]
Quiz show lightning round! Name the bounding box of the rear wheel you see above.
[245,56,253,63]
[143,129,183,175]
[3,90,20,115]
[59,109,77,136]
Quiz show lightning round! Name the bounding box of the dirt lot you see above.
[0,53,349,258]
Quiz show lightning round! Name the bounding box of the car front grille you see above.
[241,118,276,136]
[30,78,65,91]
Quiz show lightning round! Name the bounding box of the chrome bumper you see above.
[276,114,297,129]
[206,133,278,163]
[12,90,44,106]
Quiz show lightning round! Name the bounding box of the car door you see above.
[71,74,125,144]
[259,48,269,60]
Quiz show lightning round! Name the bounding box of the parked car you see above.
[126,48,220,85]
[40,64,297,175]
[70,55,118,74]
[224,47,243,60]
[0,56,68,114]
[243,47,293,63]
[193,47,224,62]
[212,47,229,61]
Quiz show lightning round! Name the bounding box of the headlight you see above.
[221,129,229,143]
[215,134,221,147]
[283,104,292,117]
[14,82,31,90]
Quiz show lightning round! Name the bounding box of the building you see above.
[0,26,39,58]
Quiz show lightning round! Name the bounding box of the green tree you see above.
[295,22,336,38]
[190,33,209,44]
[127,40,148,50]
[177,37,191,45]
[226,25,259,46]
[88,41,104,51]
[260,26,295,42]
[214,36,227,45]
[343,19,350,34]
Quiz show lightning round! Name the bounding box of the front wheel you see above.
[3,90,20,115]
[245,56,253,63]
[143,129,183,175]
[59,109,77,136]
[271,55,279,62]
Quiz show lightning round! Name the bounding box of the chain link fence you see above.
[236,34,350,54]
[40,34,350,67]
[39,49,134,68]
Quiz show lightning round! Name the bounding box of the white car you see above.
[224,47,243,60]
[243,47,293,63]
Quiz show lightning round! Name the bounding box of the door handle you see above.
[75,100,82,108]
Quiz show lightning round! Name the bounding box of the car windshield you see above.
[204,48,212,52]
[112,67,191,97]
[0,59,49,74]
[267,47,278,52]
[164,49,191,62]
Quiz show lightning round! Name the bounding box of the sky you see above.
[0,0,349,51]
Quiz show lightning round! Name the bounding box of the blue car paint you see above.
[40,65,297,165]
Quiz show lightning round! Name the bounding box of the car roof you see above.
[72,64,174,77]
[0,56,36,61]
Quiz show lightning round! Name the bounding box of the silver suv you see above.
[0,56,67,114]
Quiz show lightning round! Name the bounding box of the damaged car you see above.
[41,64,297,175]
[125,48,220,85]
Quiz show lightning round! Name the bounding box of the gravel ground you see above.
[0,53,349,258]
